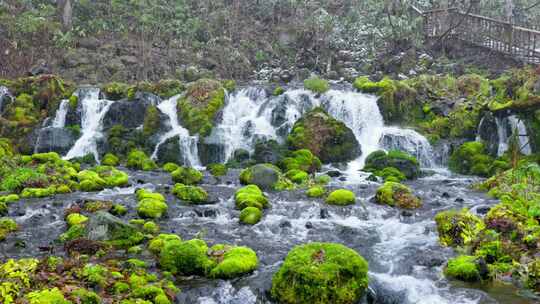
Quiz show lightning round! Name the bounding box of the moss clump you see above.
[364,150,420,180]
[136,189,168,219]
[0,218,18,241]
[375,182,422,209]
[143,105,160,137]
[162,162,179,173]
[0,258,39,302]
[444,255,482,282]
[435,209,485,247]
[102,153,119,166]
[177,79,225,137]
[207,163,227,177]
[280,149,321,173]
[306,186,326,198]
[25,287,71,304]
[110,204,128,216]
[172,184,208,204]
[66,213,88,227]
[376,167,406,182]
[304,77,330,94]
[449,142,494,177]
[148,234,182,255]
[235,185,269,210]
[159,239,215,275]
[77,166,129,191]
[71,288,101,304]
[239,207,262,225]
[20,186,56,198]
[102,82,131,100]
[171,166,203,185]
[285,169,309,184]
[325,189,356,206]
[273,87,285,96]
[271,242,369,304]
[126,150,157,171]
[287,108,360,163]
[208,245,259,279]
[0,194,19,204]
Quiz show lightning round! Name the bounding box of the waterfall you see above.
[379,127,435,167]
[495,115,531,156]
[52,100,69,128]
[64,88,113,162]
[151,95,201,167]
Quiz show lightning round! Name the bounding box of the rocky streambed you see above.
[1,166,535,304]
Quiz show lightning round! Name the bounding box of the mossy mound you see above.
[207,163,227,177]
[0,217,18,241]
[171,166,203,185]
[177,79,225,137]
[435,208,485,247]
[449,141,496,177]
[306,186,326,198]
[234,185,269,210]
[303,77,330,94]
[172,184,208,204]
[271,242,368,304]
[287,108,360,163]
[284,169,309,184]
[159,238,215,275]
[239,207,262,225]
[364,150,420,180]
[162,162,179,173]
[136,189,168,219]
[375,182,422,209]
[325,189,356,206]
[77,166,129,192]
[102,153,119,166]
[444,255,484,282]
[208,245,259,279]
[239,163,292,191]
[126,149,157,171]
[280,149,321,173]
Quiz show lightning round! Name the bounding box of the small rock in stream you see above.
[305,222,313,229]
[320,209,330,219]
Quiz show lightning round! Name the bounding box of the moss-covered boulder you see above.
[449,141,494,177]
[306,186,326,198]
[0,217,18,241]
[287,108,360,163]
[77,166,128,191]
[271,242,369,304]
[172,184,208,204]
[325,189,356,206]
[304,77,330,94]
[126,149,157,171]
[435,209,485,247]
[84,211,144,247]
[280,149,321,173]
[177,79,225,137]
[207,163,227,177]
[101,153,119,166]
[375,182,422,209]
[444,255,485,282]
[159,239,215,275]
[239,207,262,225]
[364,150,420,180]
[208,244,259,279]
[285,169,309,184]
[136,189,168,219]
[239,164,282,190]
[148,233,182,255]
[171,166,203,185]
[234,185,269,210]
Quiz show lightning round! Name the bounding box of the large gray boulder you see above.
[86,211,143,246]
[34,127,76,155]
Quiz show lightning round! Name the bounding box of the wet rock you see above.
[86,211,141,243]
[476,206,491,215]
[325,170,342,177]
[103,97,156,129]
[242,164,280,190]
[400,210,413,217]
[155,135,183,165]
[253,139,285,164]
[477,112,500,156]
[366,276,406,304]
[305,222,313,229]
[441,192,450,198]
[279,220,292,228]
[455,197,465,203]
[28,61,50,76]
[320,209,330,219]
[34,127,76,155]
[280,70,293,83]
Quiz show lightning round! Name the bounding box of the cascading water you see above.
[151,95,201,167]
[379,127,436,167]
[508,115,532,155]
[495,115,532,156]
[52,99,69,128]
[64,88,113,162]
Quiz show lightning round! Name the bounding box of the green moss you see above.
[110,204,128,216]
[136,189,165,201]
[222,79,236,92]
[271,242,369,304]
[177,79,225,137]
[0,258,39,302]
[59,224,86,242]
[102,82,131,100]
[207,163,227,177]
[444,255,482,282]
[136,189,168,219]
[375,182,422,209]
[77,166,129,191]
[306,186,326,198]
[435,209,485,247]
[127,150,157,171]
[208,245,259,279]
[172,184,208,204]
[304,77,330,94]
[325,189,356,206]
[273,87,285,96]
[148,234,182,255]
[68,94,78,109]
[235,185,269,210]
[285,169,309,184]
[81,264,108,287]
[102,153,119,166]
[25,287,71,304]
[143,221,159,234]
[376,167,406,182]
[315,174,331,185]
[0,194,19,204]
[0,218,18,241]
[280,149,322,173]
[171,166,203,185]
[449,142,494,177]
[20,186,56,198]
[159,239,215,275]
[71,288,101,304]
[143,105,160,137]
[66,213,88,227]
[162,162,179,173]
[239,207,262,225]
[364,150,420,180]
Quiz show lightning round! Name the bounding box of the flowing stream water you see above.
[6,86,536,303]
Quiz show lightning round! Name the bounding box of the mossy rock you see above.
[77,166,128,191]
[280,149,322,173]
[444,255,484,282]
[287,108,360,163]
[239,163,282,190]
[207,163,227,177]
[325,189,356,206]
[285,169,309,184]
[171,166,203,185]
[84,211,144,248]
[0,194,19,204]
[304,77,330,94]
[208,244,259,279]
[172,183,208,204]
[177,78,225,137]
[364,150,420,180]
[148,233,182,255]
[306,186,326,198]
[271,242,369,304]
[102,153,119,166]
[159,238,215,275]
[0,217,18,241]
[435,209,485,247]
[449,141,494,177]
[234,185,269,210]
[142,105,161,137]
[126,149,157,171]
[162,162,179,173]
[66,213,88,227]
[375,182,422,209]
[20,186,56,198]
[136,189,168,219]
[239,207,262,225]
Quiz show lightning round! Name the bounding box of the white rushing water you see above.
[151,95,201,167]
[64,88,113,162]
[496,115,532,156]
[52,99,69,128]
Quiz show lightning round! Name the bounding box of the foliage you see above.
[304,77,330,94]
